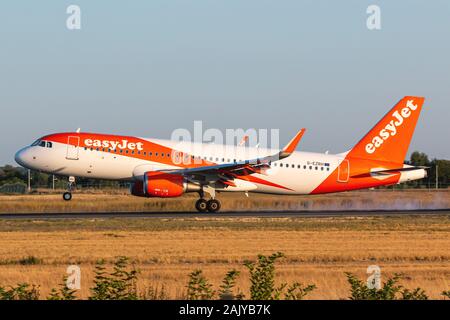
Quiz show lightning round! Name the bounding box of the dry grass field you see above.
[0,189,449,213]
[0,190,448,299]
[0,215,448,299]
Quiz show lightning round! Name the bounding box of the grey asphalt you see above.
[0,209,448,220]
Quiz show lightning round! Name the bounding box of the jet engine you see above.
[131,172,200,198]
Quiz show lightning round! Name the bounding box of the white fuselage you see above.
[16,137,346,195]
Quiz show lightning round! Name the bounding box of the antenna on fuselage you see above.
[76,128,81,133]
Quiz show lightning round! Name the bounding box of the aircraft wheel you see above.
[195,199,208,212]
[207,199,221,213]
[63,192,72,201]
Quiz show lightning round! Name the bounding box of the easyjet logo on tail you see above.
[84,139,144,151]
[365,100,418,154]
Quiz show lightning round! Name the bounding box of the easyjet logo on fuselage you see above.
[84,139,144,151]
[365,100,418,154]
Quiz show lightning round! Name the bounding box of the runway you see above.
[0,209,449,220]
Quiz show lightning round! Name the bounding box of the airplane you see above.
[15,96,427,212]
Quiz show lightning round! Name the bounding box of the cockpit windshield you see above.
[30,139,52,148]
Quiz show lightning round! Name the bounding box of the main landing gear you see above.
[63,176,75,201]
[195,187,221,213]
[195,198,221,213]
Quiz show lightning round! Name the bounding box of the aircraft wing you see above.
[159,129,306,185]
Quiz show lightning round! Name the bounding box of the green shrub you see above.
[284,282,317,300]
[346,272,428,300]
[218,269,243,300]
[244,252,283,300]
[0,283,40,300]
[244,252,315,300]
[141,284,169,300]
[47,276,77,300]
[401,288,428,300]
[89,256,139,300]
[442,290,450,299]
[186,269,215,300]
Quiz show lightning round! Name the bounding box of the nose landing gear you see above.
[63,192,72,201]
[63,176,76,201]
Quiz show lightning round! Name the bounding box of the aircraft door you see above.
[337,159,350,183]
[66,136,80,160]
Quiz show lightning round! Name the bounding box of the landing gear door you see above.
[337,159,350,183]
[66,136,80,160]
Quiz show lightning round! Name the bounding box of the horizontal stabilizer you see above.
[351,166,428,178]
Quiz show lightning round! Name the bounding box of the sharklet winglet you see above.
[279,128,306,159]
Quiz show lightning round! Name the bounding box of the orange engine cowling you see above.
[131,172,199,198]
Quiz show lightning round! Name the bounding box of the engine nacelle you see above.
[131,172,200,198]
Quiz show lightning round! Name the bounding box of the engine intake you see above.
[131,172,200,198]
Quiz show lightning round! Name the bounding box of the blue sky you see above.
[1,1,449,164]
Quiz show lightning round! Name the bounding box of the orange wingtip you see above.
[282,128,306,154]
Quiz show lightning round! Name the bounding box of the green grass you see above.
[0,214,448,233]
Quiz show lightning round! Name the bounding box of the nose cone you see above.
[15,147,29,168]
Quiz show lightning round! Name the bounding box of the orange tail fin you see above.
[348,96,425,164]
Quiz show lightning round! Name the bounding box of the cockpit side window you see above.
[46,141,53,148]
[39,141,46,147]
[31,139,41,146]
